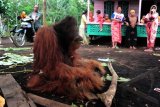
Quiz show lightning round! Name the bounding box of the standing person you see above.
[29,4,42,32]
[111,6,124,49]
[96,10,104,31]
[144,5,159,52]
[79,10,88,45]
[125,10,138,49]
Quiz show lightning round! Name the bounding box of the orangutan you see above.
[27,16,106,100]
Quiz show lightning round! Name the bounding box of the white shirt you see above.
[111,12,124,22]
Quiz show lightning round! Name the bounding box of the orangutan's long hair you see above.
[27,16,106,100]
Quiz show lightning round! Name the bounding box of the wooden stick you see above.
[27,93,70,107]
[0,74,36,107]
[97,62,118,107]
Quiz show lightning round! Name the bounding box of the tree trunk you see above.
[43,0,46,25]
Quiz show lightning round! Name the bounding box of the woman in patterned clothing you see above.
[144,5,159,52]
[111,6,124,49]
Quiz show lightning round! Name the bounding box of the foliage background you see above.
[0,0,93,30]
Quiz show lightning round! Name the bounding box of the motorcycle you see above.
[10,17,35,47]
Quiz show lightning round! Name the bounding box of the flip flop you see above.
[154,88,160,93]
[115,46,119,49]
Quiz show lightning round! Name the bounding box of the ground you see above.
[0,37,160,107]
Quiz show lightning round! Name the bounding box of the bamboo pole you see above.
[43,0,47,25]
[138,0,142,23]
[87,0,90,22]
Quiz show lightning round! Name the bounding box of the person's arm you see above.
[35,12,42,21]
[111,13,122,22]
[111,13,118,22]
[144,14,149,23]
[125,17,129,26]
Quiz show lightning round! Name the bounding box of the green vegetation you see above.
[0,53,33,65]
[0,0,92,30]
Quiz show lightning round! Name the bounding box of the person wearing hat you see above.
[144,5,159,52]
[125,9,138,49]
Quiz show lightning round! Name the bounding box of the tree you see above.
[2,0,89,29]
[0,0,9,14]
[46,0,87,24]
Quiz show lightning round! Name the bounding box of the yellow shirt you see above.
[80,14,87,28]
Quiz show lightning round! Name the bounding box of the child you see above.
[96,10,104,31]
[104,14,111,23]
[89,11,94,22]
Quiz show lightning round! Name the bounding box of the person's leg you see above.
[132,28,137,49]
[99,21,103,31]
[115,42,118,49]
[126,27,131,48]
[112,42,115,48]
[144,24,153,51]
[130,35,134,49]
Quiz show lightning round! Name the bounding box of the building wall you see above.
[94,0,104,21]
[93,0,141,21]
[129,0,139,16]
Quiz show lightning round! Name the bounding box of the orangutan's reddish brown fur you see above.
[27,16,105,100]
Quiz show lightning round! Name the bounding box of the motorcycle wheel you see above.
[11,31,26,47]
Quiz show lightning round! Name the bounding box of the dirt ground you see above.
[0,37,160,107]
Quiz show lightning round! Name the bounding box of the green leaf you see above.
[101,62,107,67]
[0,47,31,51]
[71,103,78,107]
[0,53,33,66]
[104,74,130,82]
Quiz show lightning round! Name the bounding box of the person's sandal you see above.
[133,46,136,50]
[144,48,153,52]
[115,46,119,49]
[154,88,160,93]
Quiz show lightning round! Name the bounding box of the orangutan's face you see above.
[70,36,83,51]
